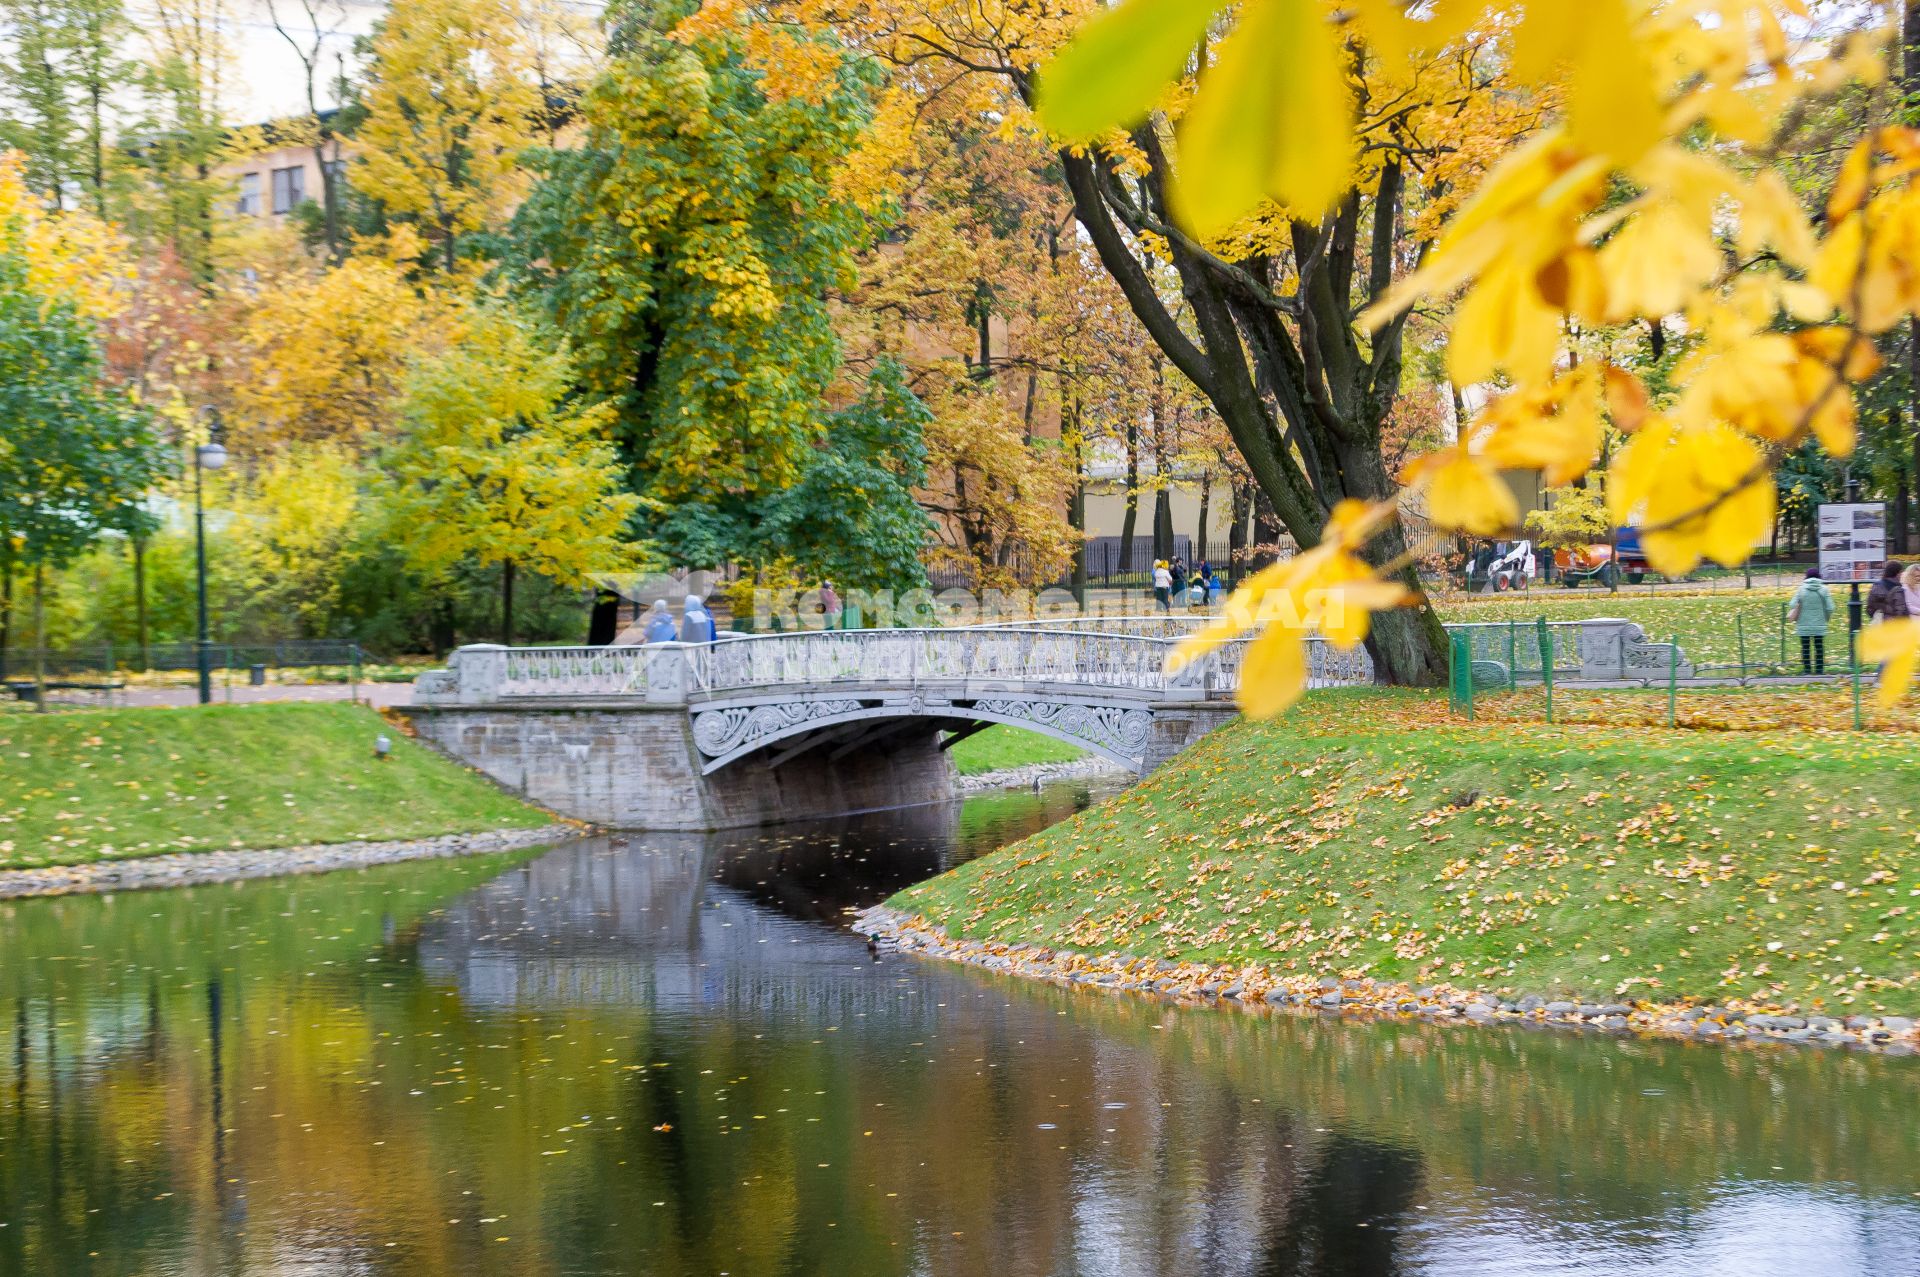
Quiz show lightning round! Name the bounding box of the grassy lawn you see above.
[0,702,551,870]
[1437,586,1808,671]
[894,688,1920,1012]
[944,724,1085,776]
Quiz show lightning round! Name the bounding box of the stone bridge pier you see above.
[403,625,1368,832]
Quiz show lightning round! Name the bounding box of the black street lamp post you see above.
[194,434,227,705]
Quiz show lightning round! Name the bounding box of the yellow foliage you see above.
[226,444,363,636]
[1033,0,1920,704]
[228,258,445,452]
[1170,500,1409,718]
[0,151,134,320]
[387,307,640,587]
[354,0,540,264]
[1861,619,1920,708]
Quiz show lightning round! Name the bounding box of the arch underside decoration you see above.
[690,695,1155,775]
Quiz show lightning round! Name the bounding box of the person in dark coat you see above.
[1867,560,1910,622]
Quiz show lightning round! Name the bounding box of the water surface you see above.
[2,780,1917,1276]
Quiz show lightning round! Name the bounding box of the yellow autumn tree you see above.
[0,149,132,319]
[225,442,362,638]
[354,0,539,272]
[227,256,443,452]
[1035,0,1920,712]
[385,305,640,645]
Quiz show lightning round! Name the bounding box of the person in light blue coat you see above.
[679,594,718,644]
[642,600,679,644]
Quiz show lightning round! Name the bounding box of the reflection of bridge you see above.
[406,624,1372,831]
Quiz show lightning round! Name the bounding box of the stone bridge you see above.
[406,623,1372,831]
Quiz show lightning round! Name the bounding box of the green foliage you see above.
[510,0,878,539]
[757,359,933,592]
[0,0,127,213]
[117,1,230,282]
[0,247,162,570]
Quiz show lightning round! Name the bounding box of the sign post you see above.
[1817,502,1888,636]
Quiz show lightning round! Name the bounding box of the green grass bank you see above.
[891,689,1920,1013]
[0,702,551,870]
[944,725,1086,776]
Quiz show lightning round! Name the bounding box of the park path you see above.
[108,682,416,709]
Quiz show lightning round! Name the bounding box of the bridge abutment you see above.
[403,703,956,832]
[1141,703,1242,772]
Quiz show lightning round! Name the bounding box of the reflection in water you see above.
[0,780,1917,1277]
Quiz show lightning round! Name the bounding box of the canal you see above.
[2,779,1917,1276]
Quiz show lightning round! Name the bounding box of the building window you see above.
[270,165,305,214]
[236,172,262,216]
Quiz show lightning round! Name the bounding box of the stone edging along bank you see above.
[955,757,1132,793]
[854,906,1920,1055]
[0,824,582,900]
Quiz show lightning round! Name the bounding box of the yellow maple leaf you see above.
[1404,449,1520,537]
[1861,619,1920,707]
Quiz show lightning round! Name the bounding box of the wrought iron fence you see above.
[0,640,365,681]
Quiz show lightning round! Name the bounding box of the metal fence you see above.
[0,640,365,681]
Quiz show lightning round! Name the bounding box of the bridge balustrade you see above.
[423,624,1386,708]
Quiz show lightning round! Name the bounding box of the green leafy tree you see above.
[122,0,233,282]
[384,305,640,645]
[758,359,933,594]
[0,0,128,214]
[0,248,163,678]
[509,0,878,562]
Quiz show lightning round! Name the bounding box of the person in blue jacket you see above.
[679,594,718,644]
[641,600,678,644]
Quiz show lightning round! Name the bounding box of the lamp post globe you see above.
[193,436,227,705]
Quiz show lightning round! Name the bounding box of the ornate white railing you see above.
[419,625,1377,706]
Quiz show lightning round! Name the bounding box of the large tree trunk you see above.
[1118,421,1141,575]
[1153,487,1174,564]
[1195,471,1212,564]
[1043,127,1449,686]
[501,558,517,646]
[1228,480,1251,589]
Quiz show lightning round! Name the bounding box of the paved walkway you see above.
[78,682,416,709]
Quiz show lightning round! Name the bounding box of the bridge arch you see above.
[689,695,1155,776]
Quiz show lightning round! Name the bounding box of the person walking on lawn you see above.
[1868,560,1910,622]
[1789,568,1834,675]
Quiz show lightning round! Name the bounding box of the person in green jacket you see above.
[1788,568,1834,675]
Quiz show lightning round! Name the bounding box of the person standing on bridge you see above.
[819,580,842,630]
[1152,560,1173,614]
[680,594,718,643]
[642,600,678,644]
